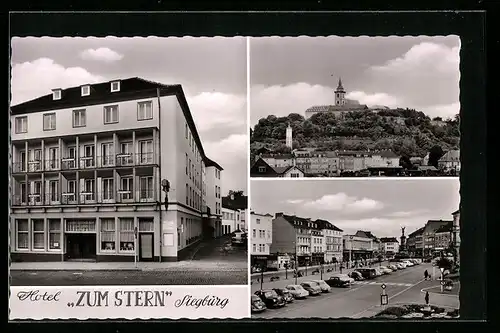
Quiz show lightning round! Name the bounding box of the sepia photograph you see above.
[250,179,461,319]
[9,37,248,286]
[249,36,460,178]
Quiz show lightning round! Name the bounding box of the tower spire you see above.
[336,77,344,91]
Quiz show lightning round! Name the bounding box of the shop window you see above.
[119,218,134,252]
[32,219,45,249]
[101,218,116,251]
[49,219,61,249]
[16,219,29,249]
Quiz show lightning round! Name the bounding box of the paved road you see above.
[10,235,248,286]
[252,263,459,319]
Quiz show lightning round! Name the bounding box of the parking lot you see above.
[251,262,459,319]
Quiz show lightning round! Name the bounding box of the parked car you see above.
[373,268,384,276]
[285,284,309,299]
[387,264,398,271]
[355,268,378,279]
[254,290,286,308]
[325,274,353,288]
[273,288,294,303]
[402,260,414,267]
[300,281,322,295]
[396,263,406,269]
[378,266,392,274]
[251,266,262,273]
[251,295,267,313]
[311,280,332,293]
[231,232,247,245]
[348,271,365,281]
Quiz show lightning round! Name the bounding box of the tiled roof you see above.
[261,153,294,159]
[380,237,399,243]
[309,151,338,158]
[315,219,343,232]
[408,227,425,237]
[11,77,178,114]
[354,230,378,240]
[435,222,453,234]
[273,165,304,175]
[380,150,399,158]
[280,214,322,230]
[424,220,453,233]
[439,150,460,162]
[204,157,224,170]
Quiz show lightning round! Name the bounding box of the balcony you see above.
[12,190,156,207]
[11,152,158,174]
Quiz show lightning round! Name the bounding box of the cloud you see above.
[346,91,400,108]
[80,47,124,62]
[303,193,384,214]
[371,42,460,76]
[285,199,304,205]
[385,209,428,218]
[10,58,104,105]
[203,134,248,195]
[420,102,461,119]
[188,91,246,134]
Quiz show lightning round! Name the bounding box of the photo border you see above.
[8,6,488,332]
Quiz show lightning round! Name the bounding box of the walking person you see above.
[424,269,429,280]
[425,291,430,306]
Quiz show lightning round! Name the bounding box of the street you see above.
[10,235,248,286]
[251,263,459,318]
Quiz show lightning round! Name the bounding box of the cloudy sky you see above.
[250,36,460,126]
[10,37,247,195]
[251,179,460,238]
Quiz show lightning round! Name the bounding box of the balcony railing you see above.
[11,152,158,173]
[12,190,156,206]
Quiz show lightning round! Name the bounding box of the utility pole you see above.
[294,242,298,285]
[260,263,264,291]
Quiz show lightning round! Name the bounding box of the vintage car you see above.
[251,295,267,313]
[254,289,286,308]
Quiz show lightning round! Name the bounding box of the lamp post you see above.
[260,262,265,291]
[440,267,445,292]
[294,241,298,285]
[349,236,353,269]
[320,262,323,280]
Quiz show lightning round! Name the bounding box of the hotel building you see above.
[9,77,223,262]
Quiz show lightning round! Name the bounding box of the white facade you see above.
[203,164,223,237]
[10,79,223,262]
[282,166,305,178]
[250,212,272,256]
[383,241,400,254]
[222,206,238,234]
[323,228,343,263]
[286,124,293,150]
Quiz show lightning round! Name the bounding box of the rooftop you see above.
[380,237,399,243]
[439,150,460,162]
[222,194,248,211]
[305,104,369,113]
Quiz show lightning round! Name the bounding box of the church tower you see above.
[334,77,346,106]
[286,123,293,150]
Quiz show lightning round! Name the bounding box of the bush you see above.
[377,306,409,317]
[447,309,459,317]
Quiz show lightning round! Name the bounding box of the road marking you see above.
[388,278,425,301]
[72,272,83,275]
[352,281,413,287]
[29,272,37,276]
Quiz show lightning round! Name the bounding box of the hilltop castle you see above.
[305,78,372,119]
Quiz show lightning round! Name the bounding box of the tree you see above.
[428,145,445,168]
[228,190,244,197]
[435,257,453,271]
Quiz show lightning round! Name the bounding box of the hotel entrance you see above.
[65,219,97,261]
[66,234,96,260]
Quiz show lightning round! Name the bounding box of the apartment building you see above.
[250,212,273,268]
[222,191,248,232]
[221,206,239,235]
[342,231,377,262]
[315,219,343,263]
[451,209,460,264]
[379,237,400,255]
[9,77,222,263]
[434,222,453,252]
[422,220,452,257]
[407,227,425,256]
[203,158,223,238]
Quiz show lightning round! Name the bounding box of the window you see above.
[253,229,256,238]
[83,145,95,168]
[138,101,153,120]
[139,176,153,200]
[49,180,59,202]
[103,105,119,124]
[189,159,192,178]
[186,184,189,205]
[139,140,153,164]
[72,109,86,128]
[101,142,114,166]
[111,81,120,92]
[119,218,134,251]
[102,178,114,200]
[48,147,59,170]
[16,219,29,249]
[258,166,266,173]
[32,219,45,249]
[52,89,61,100]
[120,177,133,200]
[83,179,95,201]
[101,218,116,251]
[256,218,260,224]
[252,244,256,252]
[15,116,27,133]
[139,218,154,232]
[81,85,90,96]
[119,142,133,166]
[185,154,188,175]
[185,123,188,139]
[48,219,61,250]
[43,113,56,131]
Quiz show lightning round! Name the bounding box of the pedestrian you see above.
[425,291,430,305]
[424,269,429,280]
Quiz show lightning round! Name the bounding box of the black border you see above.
[8,6,489,333]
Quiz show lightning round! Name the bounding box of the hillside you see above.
[250,108,460,159]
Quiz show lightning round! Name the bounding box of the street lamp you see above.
[161,179,170,211]
[294,241,298,285]
[260,262,265,291]
[440,267,445,292]
[349,236,354,269]
[320,262,324,280]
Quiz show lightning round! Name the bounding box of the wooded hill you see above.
[250,108,460,159]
